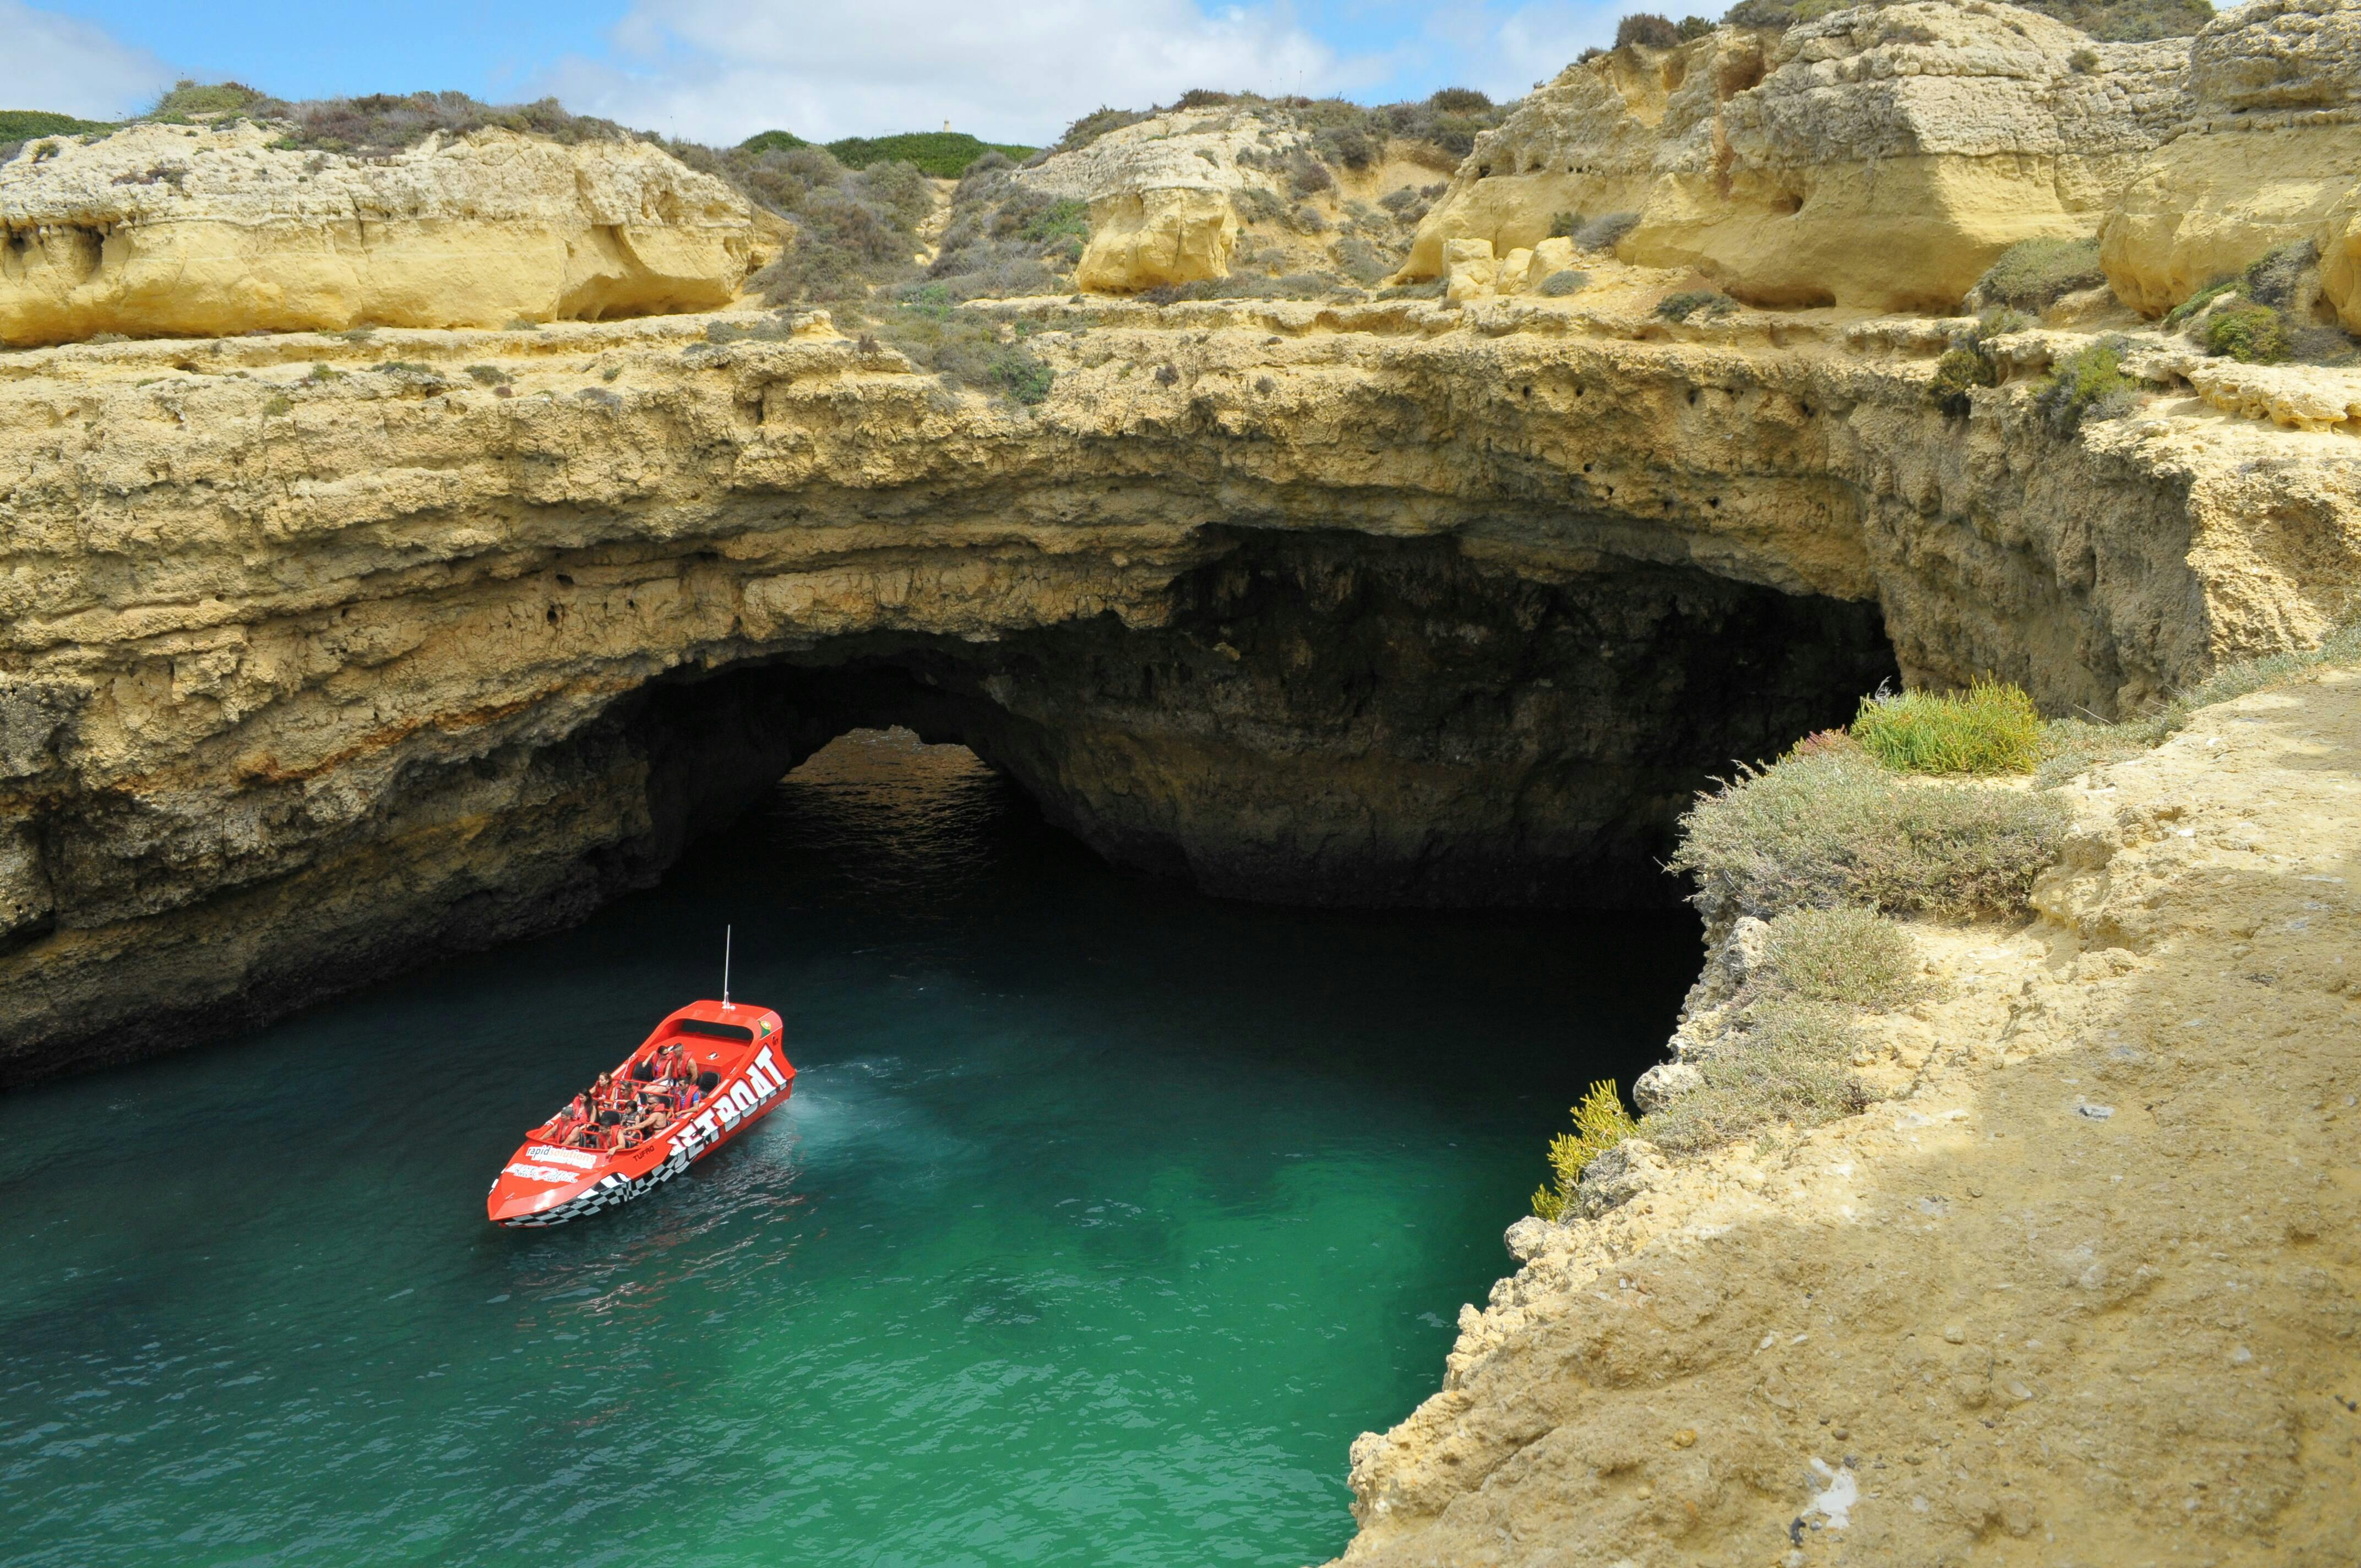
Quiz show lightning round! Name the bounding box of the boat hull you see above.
[488,1004,794,1228]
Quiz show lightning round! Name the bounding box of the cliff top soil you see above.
[1341,668,2361,1567]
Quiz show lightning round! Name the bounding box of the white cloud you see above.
[1479,3,1625,95]
[0,2,174,121]
[538,0,1388,146]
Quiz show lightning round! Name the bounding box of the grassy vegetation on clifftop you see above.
[1849,678,2043,774]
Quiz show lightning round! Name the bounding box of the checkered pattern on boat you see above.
[493,1144,694,1228]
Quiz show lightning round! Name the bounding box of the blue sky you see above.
[1,0,1636,145]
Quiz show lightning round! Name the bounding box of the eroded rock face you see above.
[1405,1,2188,311]
[1,297,2353,1081]
[0,123,764,345]
[2102,0,2361,326]
[1014,112,1297,291]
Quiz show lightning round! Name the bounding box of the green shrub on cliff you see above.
[1530,1080,1639,1221]
[2162,276,2242,329]
[2032,341,2137,432]
[2204,301,2293,363]
[1641,1001,1868,1155]
[1850,678,2043,774]
[1971,236,2103,312]
[0,109,116,161]
[857,285,1056,405]
[1616,13,1685,50]
[1926,309,2027,418]
[1760,906,1919,1008]
[1656,290,1734,323]
[1667,749,2072,923]
[148,79,270,122]
[1927,346,1998,418]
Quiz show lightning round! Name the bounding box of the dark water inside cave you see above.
[0,730,1699,1567]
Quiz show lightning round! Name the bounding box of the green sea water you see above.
[0,731,1697,1567]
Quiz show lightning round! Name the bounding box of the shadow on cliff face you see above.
[619,529,1901,910]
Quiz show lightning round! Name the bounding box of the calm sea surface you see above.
[0,731,1697,1567]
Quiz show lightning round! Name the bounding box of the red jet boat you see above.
[487,998,795,1228]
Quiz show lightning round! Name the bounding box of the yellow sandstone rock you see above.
[2099,0,2361,323]
[0,121,763,345]
[1443,237,1497,303]
[1076,187,1238,292]
[1403,2,2187,313]
[1014,111,1293,293]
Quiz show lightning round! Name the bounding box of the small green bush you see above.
[148,80,268,121]
[1760,907,1918,1008]
[1668,749,2074,924]
[2243,239,2318,309]
[464,364,509,385]
[1530,1080,1639,1220]
[1972,236,2104,312]
[2204,301,2292,363]
[1617,12,1685,48]
[1926,308,2029,417]
[2033,340,2137,433]
[1536,268,1589,297]
[2162,275,2242,329]
[1927,345,1998,417]
[1575,211,1640,252]
[0,109,115,161]
[1546,210,1580,238]
[1851,678,2043,774]
[1019,198,1089,244]
[1656,289,1733,322]
[1641,1001,1867,1154]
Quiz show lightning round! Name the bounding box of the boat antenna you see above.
[722,924,732,1006]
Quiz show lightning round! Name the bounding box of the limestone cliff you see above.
[0,122,764,345]
[1404,1,2187,312]
[1012,112,1299,292]
[4,290,2360,1081]
[2102,0,2361,326]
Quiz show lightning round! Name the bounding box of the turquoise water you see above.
[0,731,1696,1567]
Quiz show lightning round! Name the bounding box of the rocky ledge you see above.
[1337,669,2361,1566]
[4,291,2357,1082]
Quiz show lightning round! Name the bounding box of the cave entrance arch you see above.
[610,529,1899,911]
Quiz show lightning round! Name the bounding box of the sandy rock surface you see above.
[1405,1,2185,311]
[1014,111,1305,292]
[0,122,762,344]
[1337,671,2361,1567]
[2102,0,2361,326]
